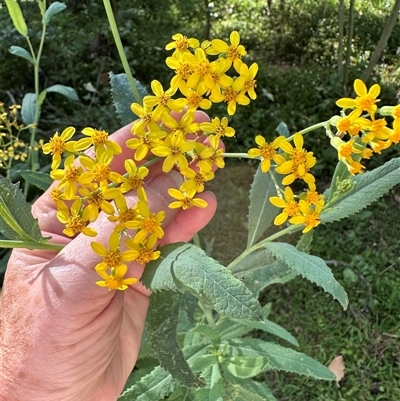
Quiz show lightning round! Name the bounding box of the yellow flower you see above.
[56,198,97,237]
[209,80,249,115]
[166,56,193,93]
[125,200,165,244]
[207,31,247,71]
[126,127,167,161]
[361,118,392,144]
[333,109,367,137]
[151,132,196,172]
[117,159,149,200]
[247,135,286,173]
[79,187,119,222]
[269,186,301,225]
[234,62,258,100]
[161,111,200,138]
[42,126,77,169]
[197,58,233,98]
[184,47,214,89]
[108,194,139,232]
[168,188,208,210]
[200,117,235,138]
[165,33,200,55]
[143,80,186,115]
[91,232,136,272]
[289,198,325,233]
[388,118,400,145]
[125,234,161,265]
[95,264,138,291]
[197,135,225,171]
[131,103,164,133]
[74,127,122,157]
[336,79,380,115]
[275,133,316,186]
[179,85,212,110]
[79,151,114,192]
[180,167,214,193]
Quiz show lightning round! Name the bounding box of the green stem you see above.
[199,302,216,326]
[227,224,302,271]
[0,239,64,251]
[103,0,142,104]
[287,121,327,141]
[222,152,253,159]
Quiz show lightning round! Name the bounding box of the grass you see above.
[200,160,400,401]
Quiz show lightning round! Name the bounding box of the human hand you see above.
[0,114,217,401]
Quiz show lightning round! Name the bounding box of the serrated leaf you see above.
[231,249,297,295]
[247,166,281,247]
[44,84,79,101]
[222,379,266,401]
[169,243,263,322]
[228,338,335,380]
[5,0,28,37]
[296,230,313,254]
[321,156,400,223]
[148,290,203,388]
[21,93,37,126]
[118,366,177,401]
[238,380,278,401]
[0,179,47,242]
[109,72,148,125]
[9,45,34,65]
[264,242,348,309]
[45,1,67,24]
[190,354,218,373]
[224,356,267,378]
[19,170,52,191]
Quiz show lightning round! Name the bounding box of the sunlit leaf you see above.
[45,1,67,24]
[5,0,28,37]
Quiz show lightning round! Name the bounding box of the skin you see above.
[0,113,217,401]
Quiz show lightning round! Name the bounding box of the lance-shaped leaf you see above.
[9,46,35,65]
[194,378,223,401]
[148,290,204,388]
[170,243,264,322]
[247,166,280,247]
[109,72,148,125]
[0,179,47,242]
[5,0,28,37]
[21,93,37,126]
[231,249,297,295]
[228,338,335,380]
[264,242,348,309]
[19,170,52,191]
[322,156,400,223]
[44,1,67,24]
[44,84,79,101]
[224,356,267,378]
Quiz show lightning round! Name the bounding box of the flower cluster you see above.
[0,103,30,172]
[247,79,399,233]
[43,32,258,290]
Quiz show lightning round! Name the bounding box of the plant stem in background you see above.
[343,0,355,94]
[103,0,142,104]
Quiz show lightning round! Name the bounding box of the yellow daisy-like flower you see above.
[151,132,196,172]
[179,85,212,110]
[79,187,119,222]
[247,135,286,173]
[126,127,167,161]
[131,103,164,134]
[95,264,138,291]
[165,33,200,55]
[333,109,366,138]
[207,31,247,71]
[168,188,208,210]
[117,159,149,200]
[210,79,249,116]
[361,118,392,144]
[234,62,258,100]
[166,56,193,93]
[275,133,316,186]
[388,117,400,145]
[125,234,161,265]
[200,117,235,138]
[197,58,233,98]
[197,134,225,171]
[79,151,114,192]
[289,199,325,233]
[336,79,380,115]
[56,198,97,237]
[125,200,165,244]
[269,186,301,226]
[108,194,139,232]
[91,231,136,271]
[180,167,214,193]
[42,126,77,169]
[161,111,200,138]
[74,127,122,157]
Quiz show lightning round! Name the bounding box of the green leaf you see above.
[296,230,313,254]
[237,380,278,401]
[190,354,218,373]
[118,366,177,401]
[21,93,37,126]
[44,84,79,101]
[192,324,221,347]
[144,243,263,322]
[264,242,348,309]
[321,156,400,223]
[324,160,352,203]
[228,338,335,380]
[9,45,34,65]
[231,249,297,295]
[19,170,52,191]
[0,178,47,242]
[194,379,224,401]
[148,290,203,388]
[247,166,280,247]
[224,356,267,378]
[222,379,266,401]
[109,72,148,125]
[5,0,28,37]
[275,121,290,137]
[44,1,67,24]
